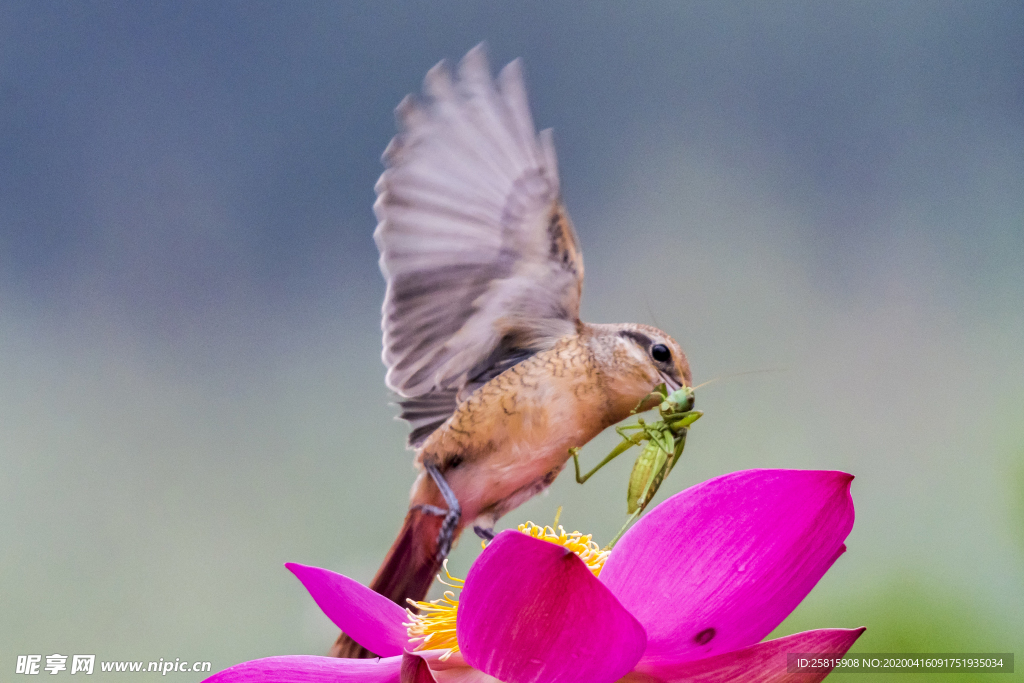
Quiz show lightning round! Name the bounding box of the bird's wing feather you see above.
[398,390,459,449]
[376,45,584,416]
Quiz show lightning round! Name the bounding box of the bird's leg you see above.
[572,427,648,484]
[423,462,462,561]
[470,510,498,541]
[410,504,448,516]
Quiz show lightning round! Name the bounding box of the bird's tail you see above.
[329,508,446,658]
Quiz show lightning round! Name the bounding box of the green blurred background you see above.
[1,2,1021,681]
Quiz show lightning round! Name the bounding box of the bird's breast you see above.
[413,336,610,519]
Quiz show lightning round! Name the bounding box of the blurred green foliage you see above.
[1012,456,1024,555]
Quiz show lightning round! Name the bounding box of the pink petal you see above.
[402,653,437,683]
[201,655,401,682]
[457,530,647,683]
[416,651,502,683]
[430,668,504,683]
[628,628,865,683]
[417,650,470,671]
[286,563,409,657]
[600,470,854,668]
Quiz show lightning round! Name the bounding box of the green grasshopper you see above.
[570,383,702,547]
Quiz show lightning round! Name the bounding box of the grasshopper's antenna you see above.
[692,368,787,392]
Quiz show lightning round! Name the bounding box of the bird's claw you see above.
[424,462,462,561]
[410,504,448,517]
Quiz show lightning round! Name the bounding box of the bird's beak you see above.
[660,373,682,392]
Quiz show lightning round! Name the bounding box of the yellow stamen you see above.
[516,522,609,577]
[405,560,463,660]
[406,521,608,657]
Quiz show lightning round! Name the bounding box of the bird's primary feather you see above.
[375,44,585,446]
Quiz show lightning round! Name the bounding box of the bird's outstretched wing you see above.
[375,44,584,446]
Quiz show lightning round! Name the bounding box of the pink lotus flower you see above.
[204,469,862,683]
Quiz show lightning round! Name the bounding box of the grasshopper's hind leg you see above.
[572,427,648,484]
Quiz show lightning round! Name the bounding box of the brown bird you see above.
[331,45,691,658]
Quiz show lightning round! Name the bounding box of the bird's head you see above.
[584,323,692,421]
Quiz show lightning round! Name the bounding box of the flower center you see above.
[405,522,607,658]
[405,560,463,659]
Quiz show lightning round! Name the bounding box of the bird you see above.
[331,44,692,658]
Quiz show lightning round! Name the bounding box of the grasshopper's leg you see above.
[631,383,668,413]
[636,447,669,511]
[573,431,646,484]
[422,462,462,561]
[661,432,686,480]
[607,447,669,549]
[614,424,646,439]
[665,410,703,432]
[607,506,643,549]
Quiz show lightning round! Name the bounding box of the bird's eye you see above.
[651,344,671,363]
